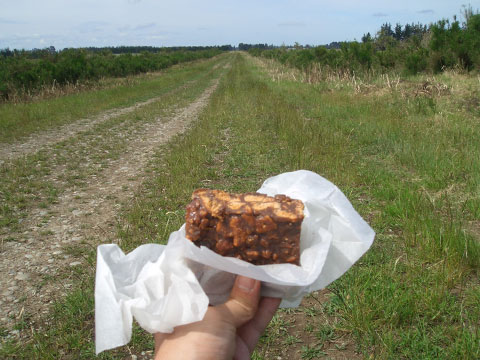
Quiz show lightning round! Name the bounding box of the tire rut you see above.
[0,78,220,337]
[0,77,200,165]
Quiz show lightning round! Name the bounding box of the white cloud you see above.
[278,22,306,27]
[0,17,26,24]
[147,35,168,40]
[417,9,434,14]
[75,21,110,34]
[133,23,156,31]
[117,25,131,32]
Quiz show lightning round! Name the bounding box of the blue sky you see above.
[0,0,478,50]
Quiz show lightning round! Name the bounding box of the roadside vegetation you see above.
[249,7,480,77]
[246,54,480,358]
[0,47,224,102]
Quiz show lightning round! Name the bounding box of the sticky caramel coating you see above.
[185,189,304,265]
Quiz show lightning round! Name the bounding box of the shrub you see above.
[0,48,223,101]
[405,49,429,75]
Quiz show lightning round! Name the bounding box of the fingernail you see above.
[237,276,256,292]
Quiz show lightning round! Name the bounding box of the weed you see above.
[315,325,336,343]
[305,323,314,333]
[284,334,302,346]
[301,345,327,359]
[303,307,321,317]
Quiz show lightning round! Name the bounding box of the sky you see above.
[0,0,478,50]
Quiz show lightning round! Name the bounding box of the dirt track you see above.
[0,74,220,335]
[0,79,202,165]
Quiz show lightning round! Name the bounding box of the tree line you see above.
[0,47,223,101]
[0,45,232,59]
[248,9,480,76]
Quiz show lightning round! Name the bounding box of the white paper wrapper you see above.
[95,170,375,354]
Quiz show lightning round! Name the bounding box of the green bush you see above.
[0,48,223,100]
[405,49,429,75]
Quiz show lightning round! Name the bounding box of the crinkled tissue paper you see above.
[95,170,375,354]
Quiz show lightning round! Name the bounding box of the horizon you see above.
[1,1,478,51]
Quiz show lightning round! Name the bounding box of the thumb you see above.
[222,276,261,328]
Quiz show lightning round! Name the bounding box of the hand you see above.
[154,275,281,360]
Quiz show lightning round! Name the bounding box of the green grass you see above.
[245,55,480,358]
[121,53,480,358]
[1,53,479,359]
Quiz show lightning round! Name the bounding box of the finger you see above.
[153,332,169,355]
[237,296,281,353]
[221,275,261,328]
[234,334,252,360]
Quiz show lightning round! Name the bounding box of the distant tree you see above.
[325,41,341,49]
[248,9,479,76]
[314,46,328,61]
[362,32,372,43]
[461,4,477,23]
[219,45,233,51]
[394,23,403,40]
[379,23,394,38]
[403,24,413,39]
[0,48,13,57]
[429,12,480,71]
[238,43,271,51]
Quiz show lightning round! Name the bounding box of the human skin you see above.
[154,276,281,360]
